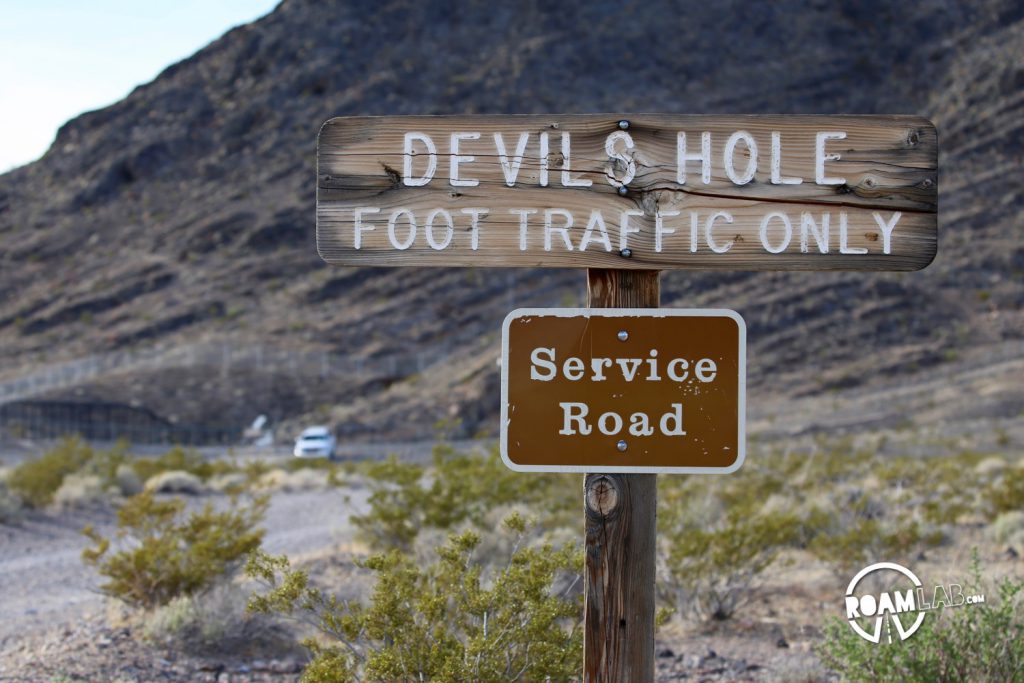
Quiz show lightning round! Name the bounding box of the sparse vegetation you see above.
[1,438,345,515]
[818,554,1024,682]
[82,490,268,609]
[989,467,1024,518]
[806,498,934,579]
[7,436,95,508]
[9,430,1021,682]
[142,582,294,657]
[130,445,226,484]
[53,473,108,509]
[143,469,205,495]
[660,506,800,621]
[656,456,802,621]
[988,510,1024,548]
[255,467,331,492]
[351,441,575,552]
[247,513,583,683]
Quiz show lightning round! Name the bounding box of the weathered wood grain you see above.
[584,269,658,682]
[317,114,937,270]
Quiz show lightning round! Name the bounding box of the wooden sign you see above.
[500,308,746,473]
[317,114,937,270]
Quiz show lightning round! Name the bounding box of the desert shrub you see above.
[114,464,143,496]
[656,454,812,621]
[351,455,424,551]
[818,557,1024,681]
[241,458,274,484]
[806,492,938,579]
[5,438,151,509]
[83,490,268,609]
[143,582,295,657]
[53,473,107,509]
[247,513,583,682]
[988,467,1024,518]
[988,510,1024,547]
[659,506,800,621]
[283,456,343,473]
[352,442,575,552]
[918,492,975,527]
[0,481,22,524]
[131,446,209,482]
[208,471,249,494]
[256,467,329,492]
[77,438,129,485]
[974,456,1008,479]
[131,445,241,484]
[207,457,343,492]
[653,443,960,621]
[7,436,94,507]
[869,452,990,529]
[144,470,206,495]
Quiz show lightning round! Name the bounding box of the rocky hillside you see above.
[0,0,1021,442]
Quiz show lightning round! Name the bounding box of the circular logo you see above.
[845,562,925,643]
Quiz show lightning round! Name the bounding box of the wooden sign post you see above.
[584,269,659,681]
[316,113,937,683]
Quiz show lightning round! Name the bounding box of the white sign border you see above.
[499,307,747,474]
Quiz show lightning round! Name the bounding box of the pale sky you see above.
[0,1,279,172]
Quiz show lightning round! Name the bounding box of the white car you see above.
[293,426,337,460]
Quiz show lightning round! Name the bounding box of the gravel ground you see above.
[0,486,367,647]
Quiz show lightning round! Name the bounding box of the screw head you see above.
[616,440,628,452]
[618,120,630,130]
[617,330,629,342]
[617,186,629,196]
[619,248,632,258]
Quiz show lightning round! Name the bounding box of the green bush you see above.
[53,473,107,509]
[142,582,295,657]
[350,454,424,551]
[255,467,335,492]
[818,556,1024,681]
[143,469,206,494]
[988,510,1024,546]
[5,438,210,509]
[131,445,229,483]
[988,468,1024,518]
[352,442,575,552]
[659,506,799,621]
[807,505,935,580]
[7,436,95,508]
[247,514,583,682]
[656,458,806,622]
[78,438,130,487]
[82,490,268,609]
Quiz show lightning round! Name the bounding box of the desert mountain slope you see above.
[0,0,1020,440]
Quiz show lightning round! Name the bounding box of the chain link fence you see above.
[0,342,468,445]
[0,342,454,406]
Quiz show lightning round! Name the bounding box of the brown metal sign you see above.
[317,114,937,270]
[500,308,746,473]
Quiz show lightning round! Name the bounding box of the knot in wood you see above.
[586,475,619,516]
